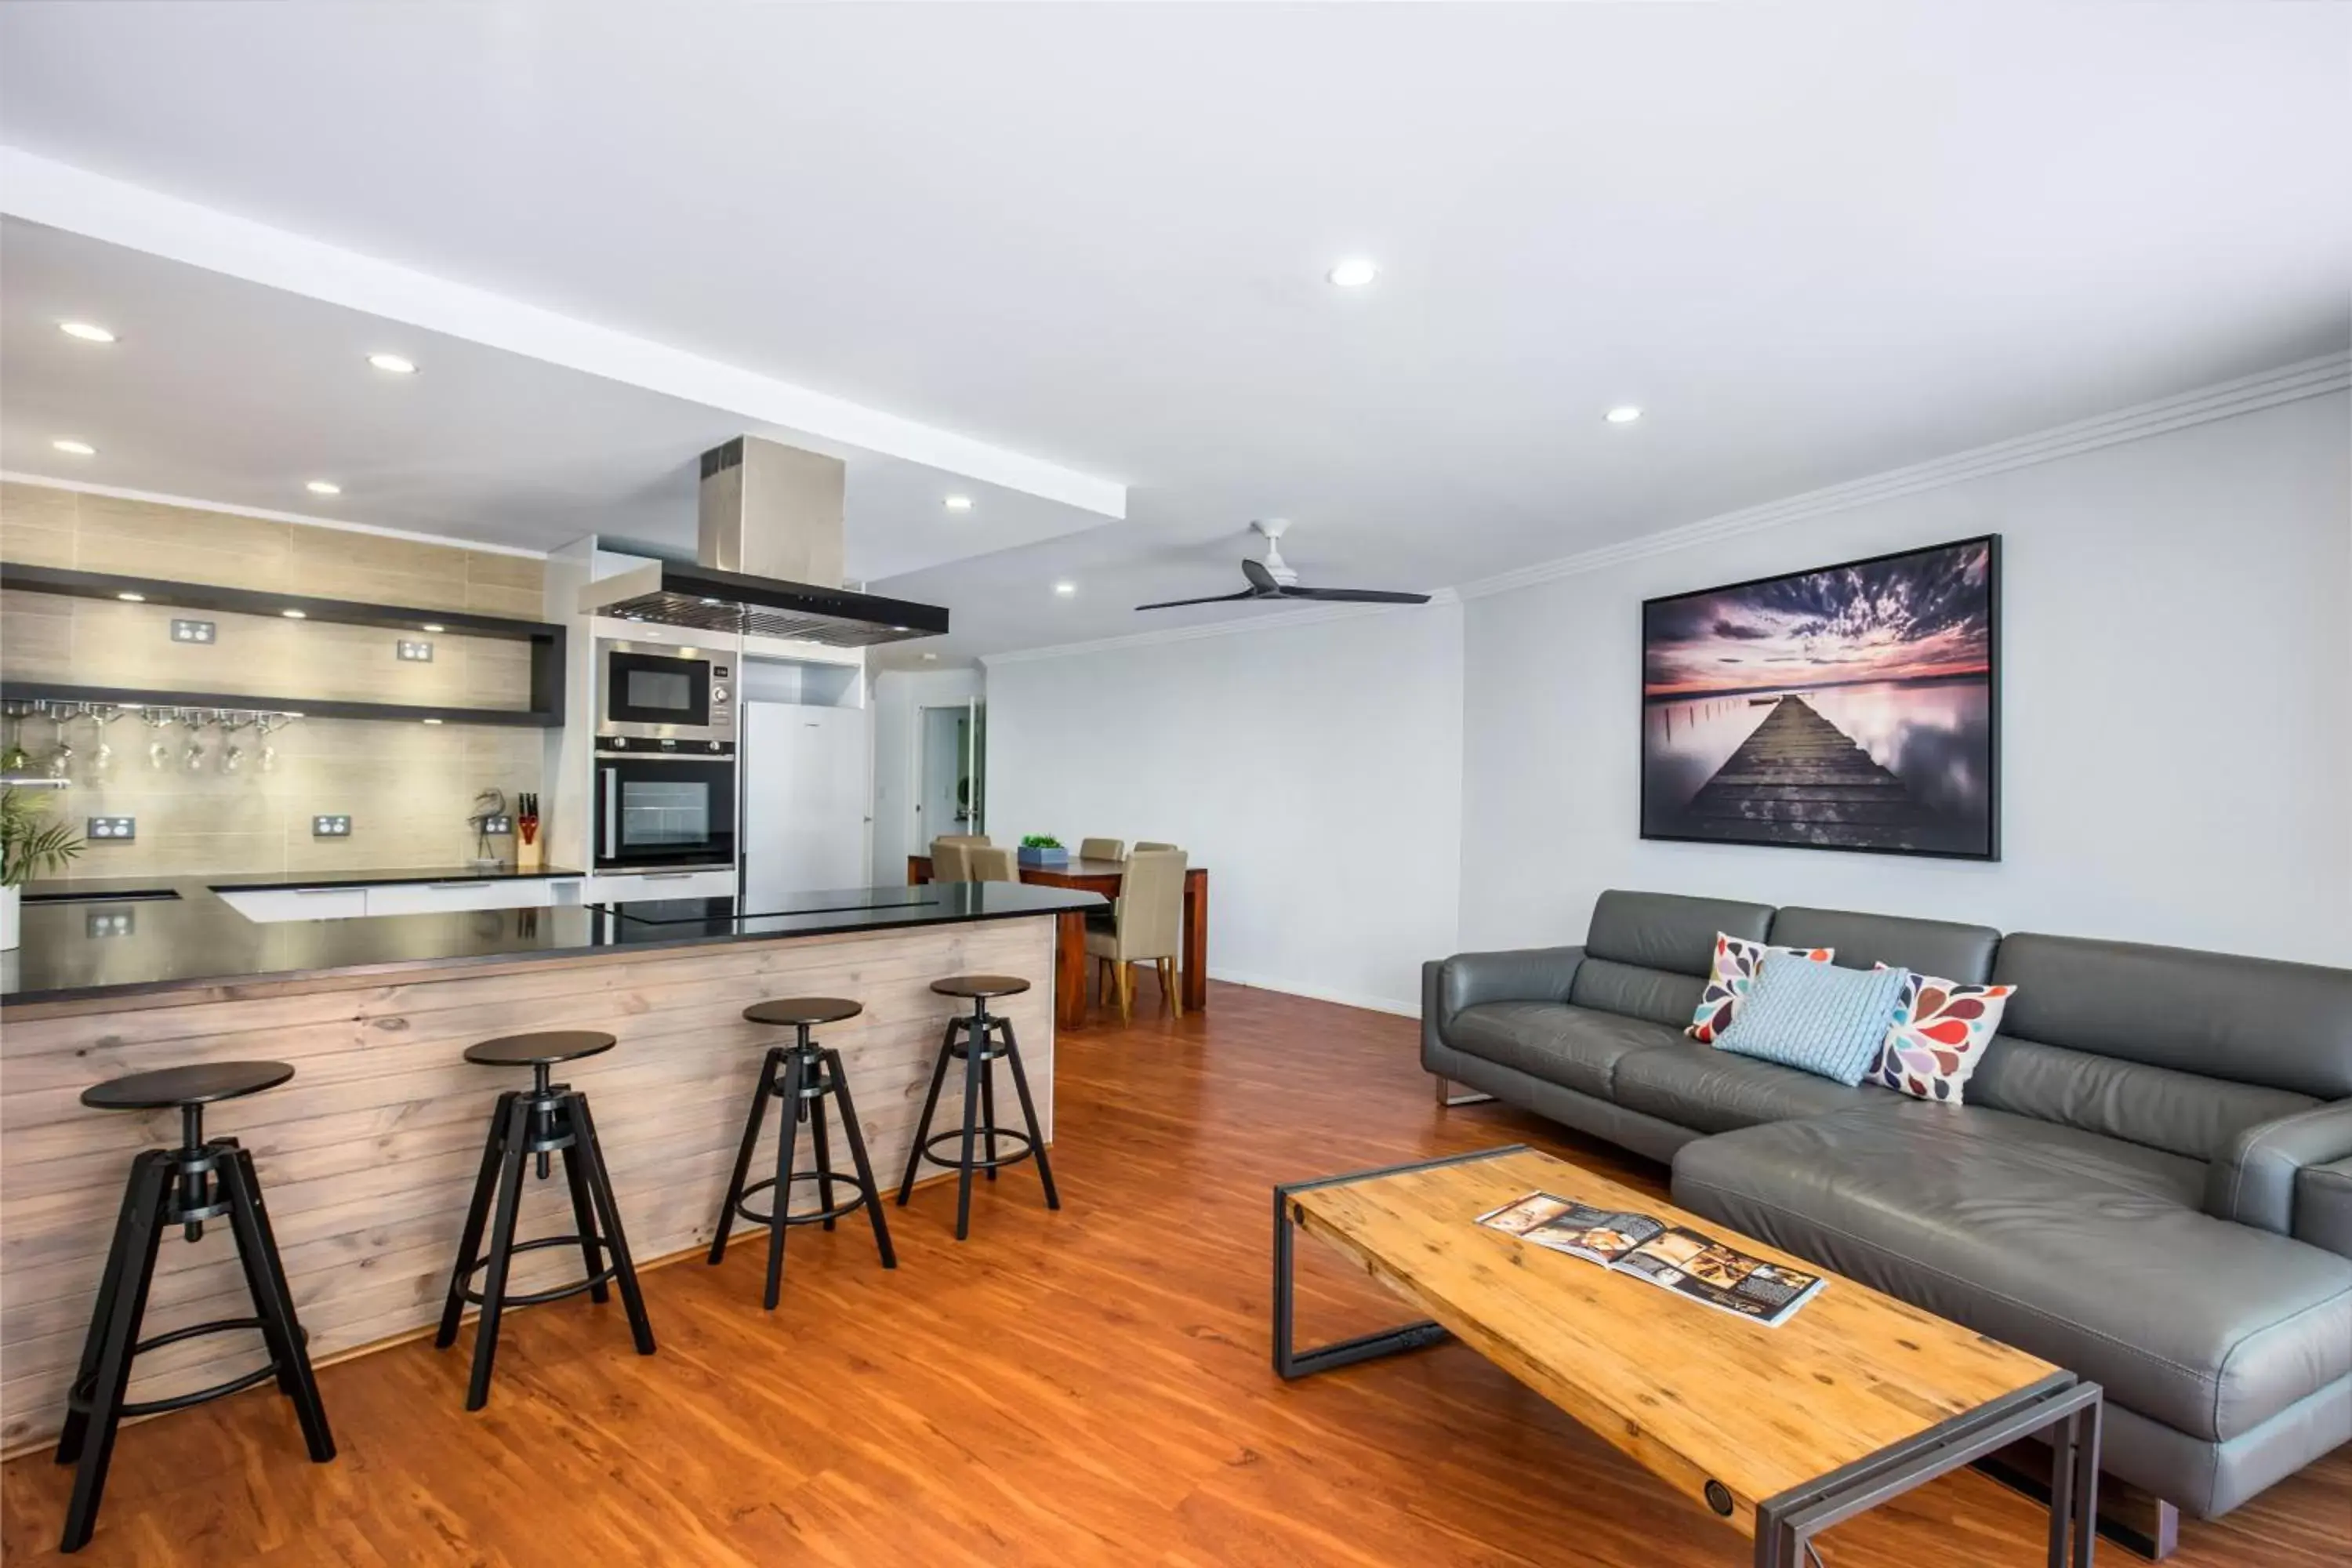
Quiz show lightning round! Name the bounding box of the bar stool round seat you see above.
[79,1060,294,1110]
[56,1062,333,1553]
[462,1030,616,1068]
[930,975,1030,1001]
[742,997,863,1028]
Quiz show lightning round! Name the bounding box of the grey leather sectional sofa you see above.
[1421,890,2352,1521]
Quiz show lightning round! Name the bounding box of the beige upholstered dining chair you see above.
[1134,841,1178,853]
[968,845,1021,882]
[931,837,982,880]
[1084,848,1187,1023]
[1078,837,1123,862]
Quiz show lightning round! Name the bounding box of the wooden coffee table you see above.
[1273,1145,2101,1567]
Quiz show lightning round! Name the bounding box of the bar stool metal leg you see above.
[219,1145,335,1461]
[806,1054,839,1232]
[822,1047,897,1269]
[710,1047,782,1265]
[56,1152,170,1554]
[980,1053,999,1183]
[953,1014,986,1240]
[897,1020,957,1204]
[569,1094,655,1354]
[464,1094,534,1411]
[438,1090,517,1350]
[764,1050,807,1310]
[999,1016,1060,1210]
[559,1138,610,1305]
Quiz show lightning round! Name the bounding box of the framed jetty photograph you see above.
[1640,535,2000,859]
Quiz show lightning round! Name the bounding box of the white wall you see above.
[870,666,985,883]
[985,602,1466,1014]
[1459,391,2352,965]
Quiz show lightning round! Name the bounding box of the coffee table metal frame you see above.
[1272,1145,2103,1568]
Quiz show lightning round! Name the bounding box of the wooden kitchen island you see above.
[0,879,1101,1454]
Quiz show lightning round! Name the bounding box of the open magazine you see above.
[1475,1192,1825,1328]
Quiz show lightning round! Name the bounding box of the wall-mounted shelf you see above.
[0,564,564,728]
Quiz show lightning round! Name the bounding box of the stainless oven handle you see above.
[601,768,618,861]
[640,873,695,881]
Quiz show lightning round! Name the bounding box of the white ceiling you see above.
[0,220,1113,581]
[3,2,2347,669]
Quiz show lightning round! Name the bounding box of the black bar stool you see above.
[710,998,896,1308]
[56,1061,335,1554]
[897,975,1060,1240]
[436,1030,653,1410]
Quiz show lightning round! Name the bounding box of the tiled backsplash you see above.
[2,482,549,879]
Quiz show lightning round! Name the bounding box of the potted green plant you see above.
[2,785,83,950]
[1017,833,1069,868]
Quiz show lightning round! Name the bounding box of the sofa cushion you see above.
[1713,958,1911,1086]
[1568,958,1707,1029]
[1770,906,2002,985]
[1445,1003,1686,1099]
[1671,1102,2352,1443]
[1969,1035,2315,1163]
[1584,889,1772,975]
[2294,1157,2352,1258]
[1613,1040,1890,1133]
[1994,934,2352,1101]
[1862,968,2016,1105]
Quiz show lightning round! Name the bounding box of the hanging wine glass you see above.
[1,703,31,777]
[142,706,176,771]
[88,705,122,781]
[219,711,252,774]
[182,710,210,773]
[253,711,292,774]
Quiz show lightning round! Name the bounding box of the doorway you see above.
[916,699,984,846]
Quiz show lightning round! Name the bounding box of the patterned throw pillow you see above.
[1862,965,2016,1104]
[1686,933,1835,1043]
[1713,959,1912,1086]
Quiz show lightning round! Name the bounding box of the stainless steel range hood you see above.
[579,437,949,647]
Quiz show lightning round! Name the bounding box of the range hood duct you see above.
[578,436,948,647]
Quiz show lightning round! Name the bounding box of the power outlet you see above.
[87,909,136,938]
[312,815,353,837]
[86,816,136,841]
[397,639,434,662]
[481,815,514,835]
[171,619,217,644]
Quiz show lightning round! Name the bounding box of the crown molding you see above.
[1456,350,2351,601]
[0,147,1129,521]
[0,471,550,559]
[981,588,1461,667]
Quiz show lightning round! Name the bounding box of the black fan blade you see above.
[1241,557,1279,592]
[1276,586,1433,604]
[1134,588,1264,611]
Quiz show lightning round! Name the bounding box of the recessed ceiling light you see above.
[944,495,973,513]
[117,592,146,603]
[60,321,116,343]
[1054,582,1076,596]
[1327,257,1379,288]
[920,652,939,662]
[52,438,96,456]
[306,480,343,496]
[281,609,307,619]
[367,352,418,375]
[420,623,445,633]
[421,717,443,725]
[1605,405,1644,425]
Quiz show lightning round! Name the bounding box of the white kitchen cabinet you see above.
[215,887,372,923]
[361,878,580,917]
[576,868,737,904]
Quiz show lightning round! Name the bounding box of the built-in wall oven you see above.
[597,637,736,745]
[595,742,737,870]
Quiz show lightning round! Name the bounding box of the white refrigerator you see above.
[740,701,870,908]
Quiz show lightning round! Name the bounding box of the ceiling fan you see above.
[1135,520,1432,611]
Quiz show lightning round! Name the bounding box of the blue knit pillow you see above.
[1712,959,1911,1086]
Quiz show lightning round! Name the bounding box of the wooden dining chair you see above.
[968,845,1020,882]
[1078,837,1123,862]
[1084,848,1187,1023]
[931,838,977,881]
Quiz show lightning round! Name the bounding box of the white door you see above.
[742,702,870,906]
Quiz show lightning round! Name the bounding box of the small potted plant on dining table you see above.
[2,785,85,951]
[1018,834,1069,869]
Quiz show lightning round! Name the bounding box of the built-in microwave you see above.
[595,745,738,870]
[596,637,736,744]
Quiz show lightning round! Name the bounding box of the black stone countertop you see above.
[2,877,1104,1007]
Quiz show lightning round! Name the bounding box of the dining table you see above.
[907,854,1209,1029]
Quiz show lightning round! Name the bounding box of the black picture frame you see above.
[1639,534,2001,861]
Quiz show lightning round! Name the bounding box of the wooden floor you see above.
[5,983,2346,1566]
[1682,695,1937,849]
